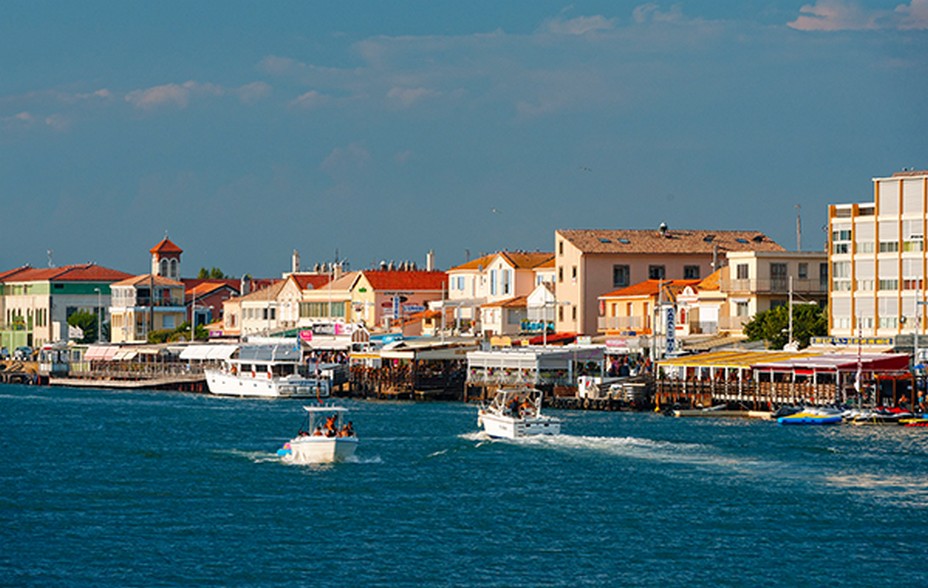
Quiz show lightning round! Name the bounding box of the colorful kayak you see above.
[777,411,842,425]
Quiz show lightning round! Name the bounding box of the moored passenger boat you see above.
[205,343,332,399]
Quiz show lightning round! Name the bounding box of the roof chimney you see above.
[291,249,300,274]
[426,249,435,271]
[659,222,668,237]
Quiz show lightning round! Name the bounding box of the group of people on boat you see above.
[506,395,536,418]
[298,414,355,438]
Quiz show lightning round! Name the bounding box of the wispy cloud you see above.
[789,0,928,31]
[321,143,371,178]
[386,86,438,108]
[544,14,616,35]
[632,3,688,24]
[236,82,272,105]
[125,81,213,110]
[290,90,330,109]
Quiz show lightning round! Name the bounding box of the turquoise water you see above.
[3,384,928,587]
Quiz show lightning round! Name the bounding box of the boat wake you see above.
[825,473,928,507]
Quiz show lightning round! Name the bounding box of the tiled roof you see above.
[697,268,722,291]
[600,279,701,299]
[449,252,554,272]
[112,274,184,287]
[448,253,496,272]
[534,258,556,269]
[361,270,447,291]
[482,296,528,309]
[498,252,556,269]
[237,280,285,302]
[0,264,134,283]
[184,280,239,296]
[558,229,784,254]
[291,274,332,290]
[149,238,183,255]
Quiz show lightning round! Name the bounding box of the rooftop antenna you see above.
[47,249,54,268]
[795,204,802,251]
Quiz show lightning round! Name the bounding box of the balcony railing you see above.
[721,278,826,294]
[598,316,646,332]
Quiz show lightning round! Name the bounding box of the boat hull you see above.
[205,370,330,399]
[478,412,561,439]
[279,437,358,464]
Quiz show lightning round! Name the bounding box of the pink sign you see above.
[299,330,313,342]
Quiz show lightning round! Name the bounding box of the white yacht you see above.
[477,388,562,439]
[277,406,358,464]
[204,343,332,399]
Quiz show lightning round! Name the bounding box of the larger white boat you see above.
[477,388,562,439]
[277,406,359,464]
[204,344,332,399]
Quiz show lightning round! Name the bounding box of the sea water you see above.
[2,384,928,587]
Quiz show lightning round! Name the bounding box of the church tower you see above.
[150,235,183,280]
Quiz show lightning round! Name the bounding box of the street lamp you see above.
[93,287,102,342]
[190,296,196,342]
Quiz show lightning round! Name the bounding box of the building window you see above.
[558,267,563,283]
[648,265,665,280]
[490,269,498,295]
[558,306,564,321]
[572,306,577,320]
[683,265,700,280]
[613,265,630,288]
[736,264,749,280]
[879,241,899,253]
[558,241,564,256]
[571,266,577,280]
[798,263,808,279]
[735,301,749,317]
[502,270,512,295]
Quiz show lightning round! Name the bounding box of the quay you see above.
[0,360,44,385]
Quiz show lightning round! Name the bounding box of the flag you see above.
[68,324,84,340]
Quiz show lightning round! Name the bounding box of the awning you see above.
[113,349,139,361]
[84,345,120,360]
[179,344,239,361]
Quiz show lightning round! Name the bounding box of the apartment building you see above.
[555,227,785,336]
[829,170,928,337]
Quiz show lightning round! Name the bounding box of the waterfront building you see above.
[0,263,133,349]
[555,226,785,336]
[235,280,285,337]
[299,271,357,328]
[718,250,828,334]
[445,251,554,335]
[598,279,701,337]
[350,270,448,331]
[184,280,239,330]
[109,274,186,343]
[829,169,928,338]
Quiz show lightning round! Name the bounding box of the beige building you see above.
[829,170,928,337]
[109,275,186,343]
[555,227,785,336]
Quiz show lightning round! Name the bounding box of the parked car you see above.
[13,346,32,361]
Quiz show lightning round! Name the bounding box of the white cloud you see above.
[788,0,928,31]
[544,14,616,35]
[632,3,688,24]
[386,86,438,108]
[237,81,272,104]
[290,90,330,109]
[321,143,371,178]
[124,80,225,110]
[1,111,34,129]
[44,114,70,131]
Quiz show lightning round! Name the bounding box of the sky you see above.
[1,1,926,278]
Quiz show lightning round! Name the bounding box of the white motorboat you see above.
[277,406,359,464]
[477,388,561,439]
[204,343,332,399]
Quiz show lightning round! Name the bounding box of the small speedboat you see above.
[477,388,561,439]
[851,407,913,426]
[777,409,843,426]
[278,406,358,464]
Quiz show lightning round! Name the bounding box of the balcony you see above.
[721,278,826,295]
[598,316,647,333]
[718,316,747,331]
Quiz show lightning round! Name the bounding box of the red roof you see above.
[291,274,331,290]
[361,270,447,291]
[150,238,183,255]
[112,274,184,287]
[600,279,701,299]
[0,264,133,283]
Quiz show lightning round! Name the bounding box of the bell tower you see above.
[150,234,183,280]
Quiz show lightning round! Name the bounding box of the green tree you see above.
[197,267,227,279]
[744,304,828,350]
[67,310,98,343]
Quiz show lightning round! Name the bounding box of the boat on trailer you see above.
[277,406,358,464]
[477,388,561,439]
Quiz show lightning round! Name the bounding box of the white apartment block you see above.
[829,170,928,337]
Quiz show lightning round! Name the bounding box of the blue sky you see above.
[2,1,926,277]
